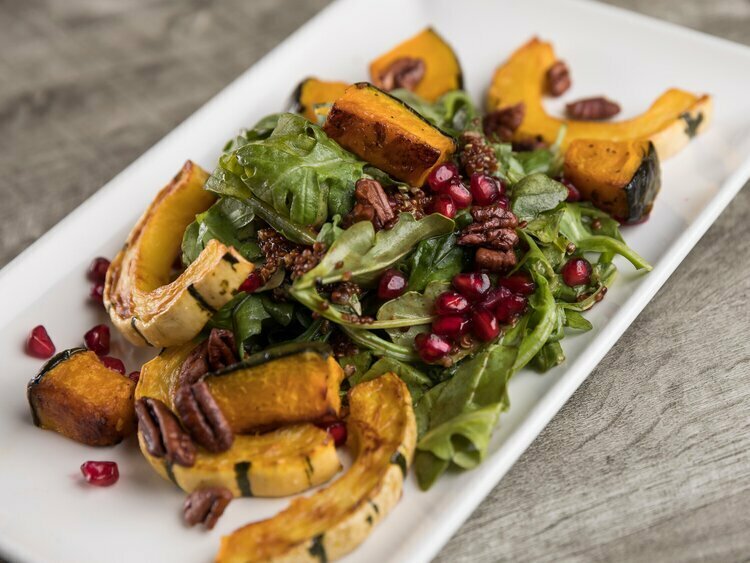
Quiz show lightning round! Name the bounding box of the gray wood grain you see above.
[0,1,748,562]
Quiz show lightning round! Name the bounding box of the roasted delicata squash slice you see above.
[292,77,349,122]
[104,161,254,348]
[564,139,661,222]
[137,341,344,433]
[369,27,463,102]
[217,373,416,563]
[324,83,457,187]
[27,348,136,446]
[487,38,713,160]
[138,424,341,498]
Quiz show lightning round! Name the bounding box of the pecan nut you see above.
[207,328,237,371]
[546,60,571,97]
[459,131,498,177]
[565,97,621,121]
[135,397,196,467]
[344,178,397,230]
[482,103,525,142]
[183,487,233,530]
[475,248,517,271]
[376,57,426,91]
[458,204,520,272]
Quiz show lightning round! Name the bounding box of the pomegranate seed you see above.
[80,461,119,487]
[496,195,510,210]
[26,325,56,359]
[495,292,528,324]
[472,307,500,341]
[87,257,110,284]
[378,269,407,300]
[497,272,536,295]
[432,314,471,340]
[426,163,459,192]
[441,180,472,209]
[434,291,469,315]
[414,332,451,363]
[560,178,581,202]
[101,356,125,375]
[84,324,110,356]
[239,272,263,293]
[431,194,457,219]
[561,258,592,286]
[452,272,491,301]
[324,422,347,447]
[469,174,500,206]
[90,282,105,303]
[482,286,512,310]
[128,371,140,384]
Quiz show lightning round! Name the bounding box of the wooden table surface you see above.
[1,1,748,561]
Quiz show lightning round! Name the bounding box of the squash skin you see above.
[292,77,349,122]
[324,83,457,187]
[28,349,136,446]
[216,373,416,563]
[487,38,713,160]
[136,343,341,497]
[105,161,254,348]
[564,139,661,223]
[369,27,463,102]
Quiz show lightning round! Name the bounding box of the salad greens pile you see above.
[181,89,651,489]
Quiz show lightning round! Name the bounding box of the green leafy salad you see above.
[181,88,651,489]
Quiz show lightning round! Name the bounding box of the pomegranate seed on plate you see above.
[80,461,119,487]
[414,332,452,363]
[87,257,110,284]
[84,324,110,356]
[434,291,469,316]
[497,272,536,295]
[431,194,457,218]
[441,180,472,209]
[128,371,141,384]
[101,356,125,375]
[472,307,500,341]
[495,292,528,324]
[469,174,500,206]
[432,314,471,340]
[426,163,459,192]
[452,272,491,301]
[561,258,592,286]
[26,325,56,359]
[378,269,407,300]
[90,282,105,303]
[239,272,263,293]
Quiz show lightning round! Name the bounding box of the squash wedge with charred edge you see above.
[564,139,661,223]
[137,341,344,433]
[323,83,457,187]
[28,348,136,446]
[216,373,416,563]
[104,161,254,348]
[292,77,349,122]
[486,38,713,160]
[136,345,341,497]
[369,27,463,102]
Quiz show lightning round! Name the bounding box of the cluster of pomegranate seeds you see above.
[26,325,56,359]
[80,461,119,487]
[238,271,263,293]
[414,271,534,363]
[561,257,592,286]
[426,163,473,217]
[101,356,125,375]
[128,371,141,384]
[87,257,110,304]
[377,269,407,300]
[319,421,347,447]
[84,324,110,356]
[559,178,581,202]
[469,174,505,206]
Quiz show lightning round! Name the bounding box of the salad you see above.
[24,27,711,562]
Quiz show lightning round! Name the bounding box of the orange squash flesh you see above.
[369,27,462,102]
[292,77,349,122]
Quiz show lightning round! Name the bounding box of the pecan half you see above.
[458,204,520,272]
[207,328,237,370]
[135,397,196,467]
[565,97,621,120]
[546,61,571,97]
[459,131,498,176]
[482,103,525,142]
[475,248,517,271]
[377,57,425,91]
[355,178,394,224]
[183,487,233,530]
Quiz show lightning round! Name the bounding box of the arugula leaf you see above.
[510,173,568,221]
[407,233,466,292]
[563,309,593,331]
[530,341,566,372]
[223,114,281,153]
[377,281,448,346]
[339,326,418,362]
[338,351,374,378]
[389,89,478,137]
[352,357,432,403]
[209,113,365,228]
[513,272,557,371]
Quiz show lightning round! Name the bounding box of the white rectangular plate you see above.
[2,0,750,561]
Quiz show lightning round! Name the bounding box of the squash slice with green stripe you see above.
[216,373,416,563]
[104,161,253,348]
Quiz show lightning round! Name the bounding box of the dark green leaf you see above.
[407,234,466,292]
[510,173,568,221]
[352,357,432,403]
